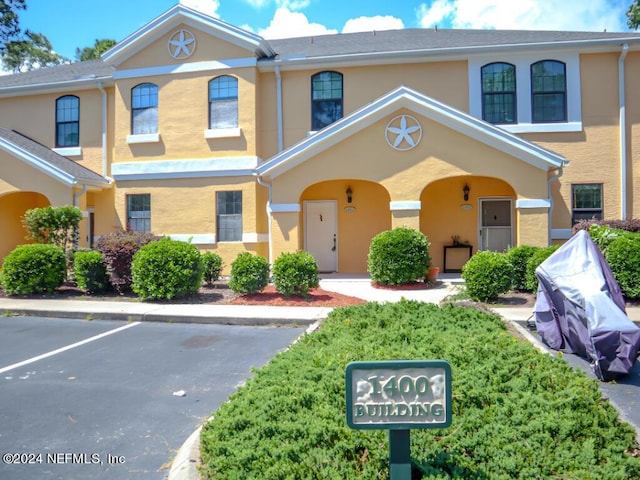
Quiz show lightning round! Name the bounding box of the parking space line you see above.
[0,321,141,374]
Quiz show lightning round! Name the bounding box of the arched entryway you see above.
[0,191,50,262]
[301,180,391,273]
[420,176,516,270]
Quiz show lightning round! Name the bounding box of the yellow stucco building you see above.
[1,4,639,273]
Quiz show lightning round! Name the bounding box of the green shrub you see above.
[95,231,158,293]
[0,244,65,295]
[505,245,538,291]
[202,251,224,285]
[73,250,109,293]
[588,224,633,253]
[228,252,270,294]
[461,250,512,302]
[605,235,640,299]
[272,251,319,297]
[200,302,640,479]
[22,205,83,251]
[524,245,561,292]
[367,227,430,285]
[131,238,204,300]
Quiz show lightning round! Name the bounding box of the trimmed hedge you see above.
[605,235,640,300]
[131,238,204,300]
[228,252,270,294]
[272,251,319,297]
[0,244,66,295]
[573,218,640,235]
[202,252,224,285]
[74,250,109,293]
[95,231,158,293]
[524,245,561,292]
[462,250,512,301]
[367,227,430,285]
[505,245,538,291]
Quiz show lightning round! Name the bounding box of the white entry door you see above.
[479,198,513,252]
[304,200,337,272]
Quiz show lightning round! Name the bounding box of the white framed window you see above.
[127,194,151,232]
[131,83,158,135]
[572,184,603,226]
[216,191,242,242]
[56,95,79,147]
[209,75,238,130]
[311,71,343,130]
[469,53,581,133]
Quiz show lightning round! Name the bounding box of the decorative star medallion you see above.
[168,30,196,59]
[385,114,423,151]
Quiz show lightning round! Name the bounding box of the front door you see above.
[304,200,337,272]
[479,198,513,251]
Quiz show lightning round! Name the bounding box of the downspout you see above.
[618,43,629,219]
[275,64,284,152]
[547,167,563,245]
[256,175,273,266]
[97,81,108,178]
[73,184,89,248]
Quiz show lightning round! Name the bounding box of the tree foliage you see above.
[628,0,640,29]
[75,38,116,61]
[2,29,64,72]
[22,205,82,251]
[0,0,25,46]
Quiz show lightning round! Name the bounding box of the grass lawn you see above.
[200,301,640,479]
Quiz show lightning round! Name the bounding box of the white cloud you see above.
[259,7,338,39]
[276,0,311,9]
[417,0,628,32]
[244,0,270,7]
[179,0,220,16]
[342,15,404,34]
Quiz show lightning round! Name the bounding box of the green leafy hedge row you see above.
[200,301,640,479]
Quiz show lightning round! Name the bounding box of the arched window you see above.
[531,60,566,123]
[481,63,516,124]
[311,71,343,130]
[209,75,238,129]
[56,95,79,147]
[131,83,158,134]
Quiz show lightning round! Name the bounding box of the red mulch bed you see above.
[230,285,366,307]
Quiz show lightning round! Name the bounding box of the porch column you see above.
[269,203,301,262]
[390,201,421,230]
[516,199,550,247]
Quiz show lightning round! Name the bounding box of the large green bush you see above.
[0,244,65,295]
[367,227,430,285]
[524,245,561,292]
[22,205,83,251]
[588,224,633,253]
[505,245,538,291]
[605,235,640,299]
[95,231,158,293]
[200,302,640,479]
[73,250,109,293]
[272,251,319,297]
[202,251,224,285]
[461,250,512,302]
[228,252,270,294]
[131,238,203,300]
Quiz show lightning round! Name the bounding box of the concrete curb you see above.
[168,426,202,480]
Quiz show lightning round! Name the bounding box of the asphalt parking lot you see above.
[0,316,305,480]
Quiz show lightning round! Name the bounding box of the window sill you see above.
[127,133,160,144]
[53,146,82,157]
[499,122,582,134]
[204,127,241,139]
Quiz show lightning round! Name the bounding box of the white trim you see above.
[114,58,256,80]
[168,233,216,244]
[390,201,422,211]
[0,138,75,187]
[551,228,572,240]
[269,203,301,213]
[52,146,83,157]
[126,133,160,144]
[242,233,269,243]
[469,52,582,129]
[515,199,550,209]
[112,157,258,180]
[204,127,242,139]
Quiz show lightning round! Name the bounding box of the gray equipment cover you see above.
[533,230,640,381]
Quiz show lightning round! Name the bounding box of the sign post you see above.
[345,360,452,480]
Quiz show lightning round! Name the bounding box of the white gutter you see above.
[97,81,109,178]
[547,167,564,245]
[256,175,274,266]
[275,64,284,152]
[73,184,89,208]
[619,43,629,219]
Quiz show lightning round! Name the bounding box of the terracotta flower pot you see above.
[426,266,440,283]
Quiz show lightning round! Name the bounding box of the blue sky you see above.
[18,0,636,60]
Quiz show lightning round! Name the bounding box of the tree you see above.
[0,0,25,46]
[22,205,83,252]
[628,0,640,29]
[75,38,116,62]
[2,29,64,72]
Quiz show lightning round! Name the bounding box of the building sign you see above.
[346,360,451,430]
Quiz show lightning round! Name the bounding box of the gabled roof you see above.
[101,4,275,65]
[257,85,567,179]
[0,128,111,188]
